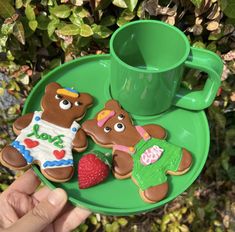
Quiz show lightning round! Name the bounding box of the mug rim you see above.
[110,20,191,73]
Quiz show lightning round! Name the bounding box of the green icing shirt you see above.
[113,126,183,190]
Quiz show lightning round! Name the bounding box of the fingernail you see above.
[48,188,67,206]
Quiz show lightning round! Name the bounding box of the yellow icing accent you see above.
[129,147,135,152]
[97,110,112,121]
[144,133,149,138]
[57,89,78,98]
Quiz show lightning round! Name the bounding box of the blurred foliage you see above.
[0,0,235,231]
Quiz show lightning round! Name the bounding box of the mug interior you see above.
[111,21,190,72]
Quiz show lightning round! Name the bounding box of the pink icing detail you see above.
[140,145,164,166]
[135,126,150,141]
[97,111,115,127]
[113,145,135,155]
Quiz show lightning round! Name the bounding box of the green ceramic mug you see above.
[110,20,223,115]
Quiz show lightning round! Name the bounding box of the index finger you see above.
[4,169,41,195]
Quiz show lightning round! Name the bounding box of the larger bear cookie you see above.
[0,82,93,182]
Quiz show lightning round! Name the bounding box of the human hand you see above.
[0,169,90,232]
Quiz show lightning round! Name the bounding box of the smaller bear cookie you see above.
[82,100,192,203]
[0,82,93,182]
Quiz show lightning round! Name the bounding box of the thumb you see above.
[7,188,67,232]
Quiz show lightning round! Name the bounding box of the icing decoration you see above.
[11,141,33,163]
[57,88,79,98]
[24,138,39,148]
[53,150,66,160]
[97,110,115,127]
[35,116,40,121]
[27,124,65,148]
[113,145,135,155]
[140,145,164,166]
[43,159,73,168]
[72,127,77,132]
[135,126,150,141]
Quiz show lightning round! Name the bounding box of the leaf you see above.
[190,0,203,8]
[56,24,80,35]
[50,5,71,18]
[80,24,93,37]
[221,0,235,18]
[13,21,25,45]
[69,14,83,26]
[73,6,90,18]
[117,9,135,26]
[112,0,127,8]
[92,24,112,39]
[118,218,128,226]
[0,1,15,18]
[15,0,23,9]
[100,15,116,26]
[192,41,206,49]
[37,14,50,30]
[95,0,112,10]
[47,18,60,37]
[29,20,38,31]
[228,167,235,182]
[125,0,138,11]
[1,23,15,35]
[25,5,35,21]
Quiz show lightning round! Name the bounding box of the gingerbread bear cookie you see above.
[0,82,93,182]
[82,100,192,203]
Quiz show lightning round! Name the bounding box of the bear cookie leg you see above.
[0,145,29,170]
[42,166,74,182]
[113,151,133,179]
[177,148,192,173]
[139,182,169,203]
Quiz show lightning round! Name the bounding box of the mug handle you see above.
[173,47,223,110]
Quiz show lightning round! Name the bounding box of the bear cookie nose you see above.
[117,123,123,128]
[59,99,72,110]
[114,122,125,132]
[63,99,69,105]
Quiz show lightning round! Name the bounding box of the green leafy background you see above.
[0,0,235,231]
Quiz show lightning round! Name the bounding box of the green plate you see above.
[23,54,210,216]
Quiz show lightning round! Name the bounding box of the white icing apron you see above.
[11,111,80,169]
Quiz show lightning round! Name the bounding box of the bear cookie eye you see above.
[104,126,111,133]
[118,114,124,120]
[114,123,125,132]
[55,94,62,100]
[59,99,72,110]
[74,101,82,106]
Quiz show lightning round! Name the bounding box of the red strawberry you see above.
[78,151,112,189]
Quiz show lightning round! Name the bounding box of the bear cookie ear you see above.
[105,99,121,110]
[45,82,62,93]
[79,93,93,108]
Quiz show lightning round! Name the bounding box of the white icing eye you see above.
[104,126,111,133]
[118,114,124,120]
[55,94,62,100]
[59,99,71,110]
[114,123,125,132]
[75,101,82,106]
